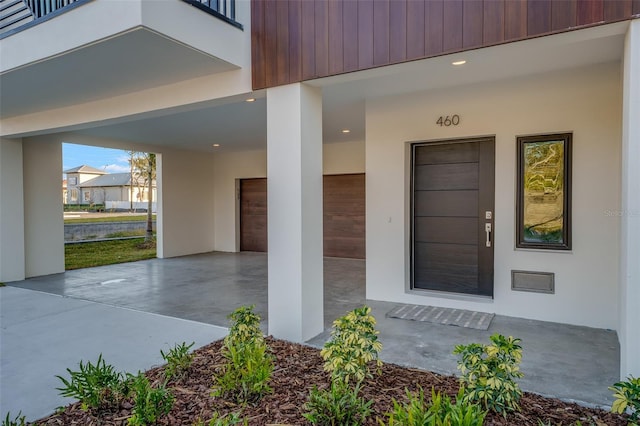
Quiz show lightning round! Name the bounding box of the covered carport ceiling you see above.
[73,22,627,153]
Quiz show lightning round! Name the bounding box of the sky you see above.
[63,143,131,174]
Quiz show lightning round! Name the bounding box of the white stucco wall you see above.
[0,138,25,282]
[620,19,640,378]
[323,140,366,175]
[212,150,267,252]
[366,62,622,330]
[22,137,65,278]
[212,140,366,252]
[156,149,216,259]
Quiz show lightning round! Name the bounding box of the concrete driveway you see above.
[3,252,620,421]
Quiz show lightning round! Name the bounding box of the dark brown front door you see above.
[240,178,267,252]
[411,137,495,297]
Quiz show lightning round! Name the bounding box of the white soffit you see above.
[72,22,628,152]
[0,27,235,118]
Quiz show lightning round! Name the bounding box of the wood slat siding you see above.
[251,0,637,91]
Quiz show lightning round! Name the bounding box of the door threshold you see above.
[407,288,494,303]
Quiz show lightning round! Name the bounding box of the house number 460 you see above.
[436,115,460,126]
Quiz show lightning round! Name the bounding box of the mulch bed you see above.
[36,337,628,425]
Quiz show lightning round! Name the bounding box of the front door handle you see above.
[485,223,492,247]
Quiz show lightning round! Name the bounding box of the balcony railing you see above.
[181,0,242,30]
[1,0,241,39]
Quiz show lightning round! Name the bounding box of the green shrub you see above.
[610,375,640,423]
[128,373,174,426]
[304,306,381,425]
[2,412,26,426]
[383,387,486,426]
[453,334,524,415]
[161,341,195,381]
[212,305,273,403]
[320,305,383,385]
[56,354,130,412]
[193,412,247,426]
[303,381,373,426]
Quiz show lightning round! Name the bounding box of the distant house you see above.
[64,165,157,206]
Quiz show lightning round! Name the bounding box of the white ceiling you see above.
[73,21,627,153]
[0,27,235,118]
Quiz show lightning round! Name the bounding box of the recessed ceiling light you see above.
[341,129,351,133]
[452,60,467,66]
[212,144,220,147]
[246,98,256,102]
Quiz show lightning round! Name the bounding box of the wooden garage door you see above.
[240,178,267,252]
[323,174,365,259]
[239,174,365,259]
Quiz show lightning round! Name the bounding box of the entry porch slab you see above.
[6,252,619,409]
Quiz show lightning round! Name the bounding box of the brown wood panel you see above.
[426,0,444,55]
[527,0,552,35]
[604,0,632,21]
[276,0,289,86]
[328,0,344,75]
[240,175,365,259]
[373,0,390,65]
[551,0,576,31]
[358,0,374,69]
[343,0,359,72]
[389,0,407,63]
[301,0,316,80]
[251,0,638,91]
[415,142,479,165]
[264,0,278,87]
[414,163,479,191]
[240,178,268,253]
[406,0,425,59]
[250,0,265,89]
[414,190,479,217]
[483,0,505,45]
[443,0,463,51]
[414,217,478,245]
[315,0,329,77]
[288,0,302,83]
[323,174,366,259]
[463,0,484,48]
[505,0,527,40]
[577,0,604,26]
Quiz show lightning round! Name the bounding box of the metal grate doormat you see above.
[386,304,494,330]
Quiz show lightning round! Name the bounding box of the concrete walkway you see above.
[0,286,227,422]
[3,252,620,420]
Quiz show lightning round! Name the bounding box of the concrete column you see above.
[23,137,64,278]
[266,83,323,342]
[620,19,640,378]
[0,138,25,282]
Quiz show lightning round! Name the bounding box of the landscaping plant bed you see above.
[36,337,628,426]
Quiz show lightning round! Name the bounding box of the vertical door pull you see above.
[485,223,492,247]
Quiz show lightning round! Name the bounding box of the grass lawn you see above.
[64,215,156,224]
[65,239,156,270]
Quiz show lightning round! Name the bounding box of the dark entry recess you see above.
[239,174,366,259]
[411,137,495,297]
[240,178,267,252]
